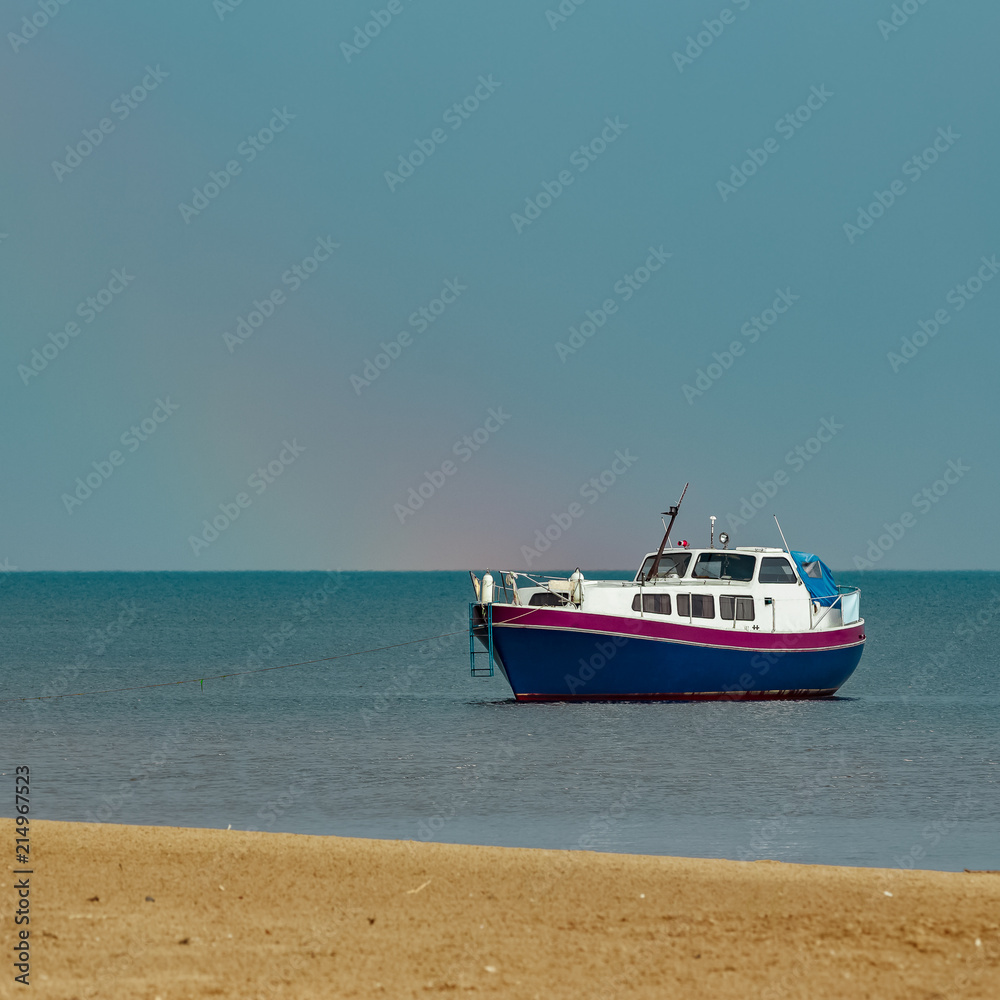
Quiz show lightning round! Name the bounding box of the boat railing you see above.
[758,588,861,631]
[473,572,862,631]
[492,571,575,606]
[798,586,860,629]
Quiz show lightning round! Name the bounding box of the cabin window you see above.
[692,552,756,582]
[637,553,691,579]
[758,557,797,583]
[632,593,671,615]
[720,596,755,621]
[529,592,564,606]
[677,594,714,619]
[692,595,714,618]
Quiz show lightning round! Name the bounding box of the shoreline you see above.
[4,819,998,998]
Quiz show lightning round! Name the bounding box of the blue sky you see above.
[2,0,998,570]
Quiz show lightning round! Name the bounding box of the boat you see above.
[467,486,865,701]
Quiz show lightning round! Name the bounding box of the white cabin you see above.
[498,546,860,633]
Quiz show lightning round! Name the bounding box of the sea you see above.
[1,571,997,871]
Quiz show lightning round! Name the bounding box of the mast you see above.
[646,482,689,581]
[773,514,791,554]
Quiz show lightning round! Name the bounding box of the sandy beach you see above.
[2,819,997,999]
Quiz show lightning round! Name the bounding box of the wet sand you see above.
[4,819,998,999]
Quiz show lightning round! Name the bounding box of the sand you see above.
[2,819,998,999]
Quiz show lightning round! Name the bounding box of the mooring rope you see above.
[0,599,548,707]
[0,628,471,705]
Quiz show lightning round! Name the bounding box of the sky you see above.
[2,0,998,571]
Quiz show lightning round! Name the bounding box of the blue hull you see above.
[488,625,864,701]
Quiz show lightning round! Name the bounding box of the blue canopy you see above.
[790,551,839,606]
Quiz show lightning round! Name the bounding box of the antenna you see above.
[647,482,689,581]
[710,515,716,549]
[773,514,790,554]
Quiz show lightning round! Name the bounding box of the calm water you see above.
[1,571,997,871]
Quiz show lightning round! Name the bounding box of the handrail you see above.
[488,571,861,628]
[503,572,859,598]
[809,587,860,629]
[809,593,843,630]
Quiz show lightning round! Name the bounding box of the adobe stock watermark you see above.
[83,727,184,824]
[719,635,800,703]
[575,778,645,849]
[213,0,250,21]
[245,784,307,832]
[241,571,343,679]
[8,0,74,54]
[416,743,516,841]
[394,407,511,523]
[842,126,960,244]
[734,752,848,861]
[85,600,143,656]
[350,277,466,394]
[187,440,306,556]
[716,85,833,202]
[672,0,753,73]
[903,589,1000,704]
[887,254,998,372]
[852,459,969,569]
[17,268,136,385]
[29,600,142,714]
[724,417,843,533]
[877,0,934,40]
[521,449,638,566]
[682,287,798,402]
[564,635,630,697]
[245,938,329,1000]
[178,107,296,224]
[555,245,671,361]
[360,609,468,727]
[0,558,16,589]
[222,236,340,353]
[339,0,416,63]
[544,0,590,31]
[895,792,979,869]
[511,117,628,234]
[384,75,501,192]
[51,66,170,182]
[62,397,180,514]
[593,968,644,1000]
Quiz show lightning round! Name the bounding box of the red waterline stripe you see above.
[513,688,839,702]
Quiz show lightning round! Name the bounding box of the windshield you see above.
[692,552,757,582]
[637,552,691,579]
[759,556,798,583]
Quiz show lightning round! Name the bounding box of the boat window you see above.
[692,552,756,582]
[692,594,714,618]
[632,593,671,615]
[720,596,755,621]
[801,559,823,578]
[758,557,797,584]
[677,594,714,619]
[637,553,691,579]
[529,592,564,606]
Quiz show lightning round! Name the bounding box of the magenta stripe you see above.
[490,605,864,652]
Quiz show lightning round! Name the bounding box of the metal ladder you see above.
[468,602,494,677]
